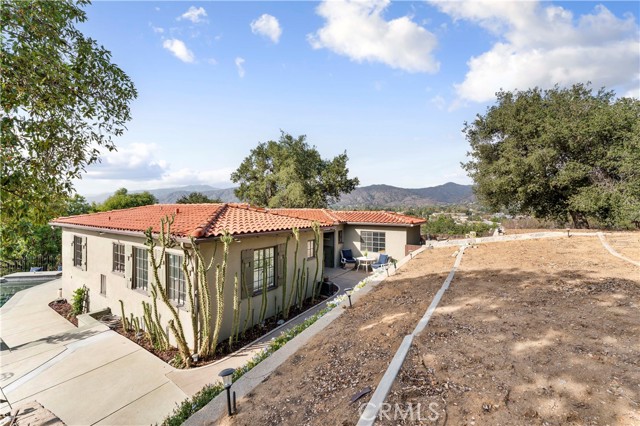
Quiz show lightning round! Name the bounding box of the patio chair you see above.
[340,249,357,269]
[372,254,393,276]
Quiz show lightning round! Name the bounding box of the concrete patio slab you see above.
[94,381,188,426]
[28,349,174,426]
[0,340,64,367]
[5,332,140,402]
[0,345,65,387]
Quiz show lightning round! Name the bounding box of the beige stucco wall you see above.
[342,225,419,261]
[60,227,323,349]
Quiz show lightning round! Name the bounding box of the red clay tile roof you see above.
[269,208,425,226]
[331,210,426,225]
[268,209,339,225]
[50,204,321,238]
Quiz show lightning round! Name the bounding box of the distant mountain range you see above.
[331,182,475,208]
[86,182,475,207]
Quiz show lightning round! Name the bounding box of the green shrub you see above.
[71,286,86,315]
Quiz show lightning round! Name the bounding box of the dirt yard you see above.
[385,234,639,426]
[220,233,639,426]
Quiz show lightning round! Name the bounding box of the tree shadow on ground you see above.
[381,266,639,426]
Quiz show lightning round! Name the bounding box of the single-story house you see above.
[50,204,425,349]
[268,209,426,267]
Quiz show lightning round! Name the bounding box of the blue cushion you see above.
[341,249,353,259]
[30,266,43,272]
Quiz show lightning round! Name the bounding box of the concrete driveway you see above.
[0,280,188,425]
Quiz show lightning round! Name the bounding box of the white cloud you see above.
[430,1,640,102]
[86,143,168,181]
[179,6,208,24]
[235,57,246,78]
[430,95,446,110]
[156,167,235,188]
[308,0,439,73]
[162,39,195,63]
[150,24,164,34]
[82,143,235,193]
[250,14,282,43]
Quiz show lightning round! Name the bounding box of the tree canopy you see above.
[95,188,157,211]
[1,0,137,226]
[176,192,221,204]
[231,132,359,208]
[462,84,640,228]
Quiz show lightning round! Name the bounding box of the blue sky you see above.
[75,0,640,196]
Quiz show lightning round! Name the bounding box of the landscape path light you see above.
[219,368,236,416]
[345,287,353,308]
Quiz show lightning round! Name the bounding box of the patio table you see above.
[356,256,376,272]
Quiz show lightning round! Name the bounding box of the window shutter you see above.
[124,245,133,288]
[276,243,285,288]
[71,237,76,264]
[240,249,254,299]
[81,237,88,271]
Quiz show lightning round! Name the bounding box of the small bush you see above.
[71,286,86,315]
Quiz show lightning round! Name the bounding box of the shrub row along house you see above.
[50,203,424,360]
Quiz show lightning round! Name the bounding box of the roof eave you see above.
[50,222,196,244]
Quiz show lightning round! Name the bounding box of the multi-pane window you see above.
[100,274,107,295]
[133,247,148,290]
[307,240,315,258]
[253,247,275,294]
[73,236,83,267]
[112,243,125,273]
[167,254,186,305]
[360,231,386,252]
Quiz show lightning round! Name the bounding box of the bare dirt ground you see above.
[606,233,640,262]
[221,247,458,426]
[385,235,639,426]
[220,233,639,426]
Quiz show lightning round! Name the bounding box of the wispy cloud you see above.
[250,14,282,43]
[85,143,168,181]
[179,6,208,24]
[431,1,640,102]
[308,0,439,73]
[150,23,164,34]
[163,38,195,63]
[83,143,235,191]
[235,57,246,78]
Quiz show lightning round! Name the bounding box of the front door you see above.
[323,231,335,268]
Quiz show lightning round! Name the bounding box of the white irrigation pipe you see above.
[357,246,466,426]
[597,232,640,267]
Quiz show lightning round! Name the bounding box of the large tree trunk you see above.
[569,211,590,229]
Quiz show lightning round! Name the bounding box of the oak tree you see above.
[462,84,639,228]
[231,132,359,208]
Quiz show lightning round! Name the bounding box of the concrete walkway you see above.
[0,269,367,425]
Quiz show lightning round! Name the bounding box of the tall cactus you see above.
[207,231,233,357]
[241,269,252,335]
[259,259,268,324]
[281,235,290,319]
[311,222,322,302]
[229,273,240,349]
[119,299,129,331]
[285,228,300,316]
[297,258,307,309]
[145,215,192,367]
